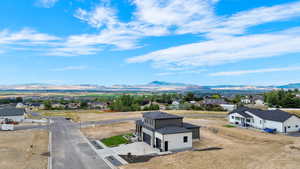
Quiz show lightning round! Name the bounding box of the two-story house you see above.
[135,111,200,152]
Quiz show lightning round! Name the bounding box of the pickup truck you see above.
[0,124,14,131]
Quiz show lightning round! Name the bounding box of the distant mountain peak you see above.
[278,83,300,89]
[148,81,188,86]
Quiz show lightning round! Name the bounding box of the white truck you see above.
[0,124,14,131]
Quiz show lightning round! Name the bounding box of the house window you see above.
[183,136,188,143]
[296,125,299,128]
[231,116,234,119]
[288,126,291,128]
[260,120,262,124]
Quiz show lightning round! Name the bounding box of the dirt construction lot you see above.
[123,118,300,169]
[81,122,135,140]
[83,117,300,169]
[0,130,49,169]
[42,109,226,122]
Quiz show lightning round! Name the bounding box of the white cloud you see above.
[68,0,300,59]
[127,27,300,68]
[50,65,88,71]
[0,28,60,45]
[204,1,300,38]
[210,66,300,76]
[75,6,117,29]
[36,0,59,8]
[132,0,217,27]
[3,0,300,61]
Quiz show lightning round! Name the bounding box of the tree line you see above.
[264,89,300,108]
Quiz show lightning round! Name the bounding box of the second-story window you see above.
[183,136,188,143]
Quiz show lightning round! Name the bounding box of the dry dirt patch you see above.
[0,130,48,169]
[78,111,142,122]
[81,122,135,140]
[121,118,300,169]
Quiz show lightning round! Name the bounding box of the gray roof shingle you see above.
[230,107,293,122]
[156,126,191,134]
[183,122,201,129]
[0,108,26,117]
[143,111,182,120]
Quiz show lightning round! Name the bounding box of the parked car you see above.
[263,128,276,134]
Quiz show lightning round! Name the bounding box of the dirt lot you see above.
[81,122,135,140]
[87,117,300,169]
[0,130,49,169]
[42,110,226,123]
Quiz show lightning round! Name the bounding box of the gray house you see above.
[0,108,26,123]
[136,111,200,152]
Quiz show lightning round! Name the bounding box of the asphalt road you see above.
[50,117,111,169]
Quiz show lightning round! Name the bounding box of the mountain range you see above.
[0,81,299,91]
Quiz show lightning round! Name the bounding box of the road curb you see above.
[48,121,52,169]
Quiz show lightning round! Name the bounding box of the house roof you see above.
[156,126,191,134]
[203,99,227,105]
[0,108,25,117]
[229,107,253,118]
[182,122,201,129]
[143,111,182,120]
[230,107,293,122]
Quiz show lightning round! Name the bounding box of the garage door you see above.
[143,132,151,145]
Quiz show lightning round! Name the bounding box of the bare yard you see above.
[0,130,49,169]
[121,118,300,169]
[84,117,300,169]
[42,110,226,123]
[81,122,135,140]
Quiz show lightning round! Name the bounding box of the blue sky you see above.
[1,0,300,86]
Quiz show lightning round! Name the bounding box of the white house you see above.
[136,111,200,152]
[0,108,26,123]
[254,99,264,105]
[220,104,237,111]
[241,98,251,104]
[228,107,300,133]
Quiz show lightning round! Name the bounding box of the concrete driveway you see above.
[50,117,111,169]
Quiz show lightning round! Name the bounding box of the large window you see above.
[183,136,188,143]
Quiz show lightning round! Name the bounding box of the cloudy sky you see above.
[1,0,300,85]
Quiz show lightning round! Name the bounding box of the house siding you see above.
[283,116,300,132]
[155,118,182,129]
[163,132,192,151]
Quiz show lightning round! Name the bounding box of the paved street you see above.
[50,117,111,169]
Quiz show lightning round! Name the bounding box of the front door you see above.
[164,141,168,151]
[156,138,161,149]
[284,126,287,133]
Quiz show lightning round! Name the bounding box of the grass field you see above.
[101,133,133,147]
[284,110,300,116]
[223,124,236,128]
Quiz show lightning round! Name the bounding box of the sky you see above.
[1,0,300,86]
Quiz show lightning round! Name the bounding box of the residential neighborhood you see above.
[2,0,300,169]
